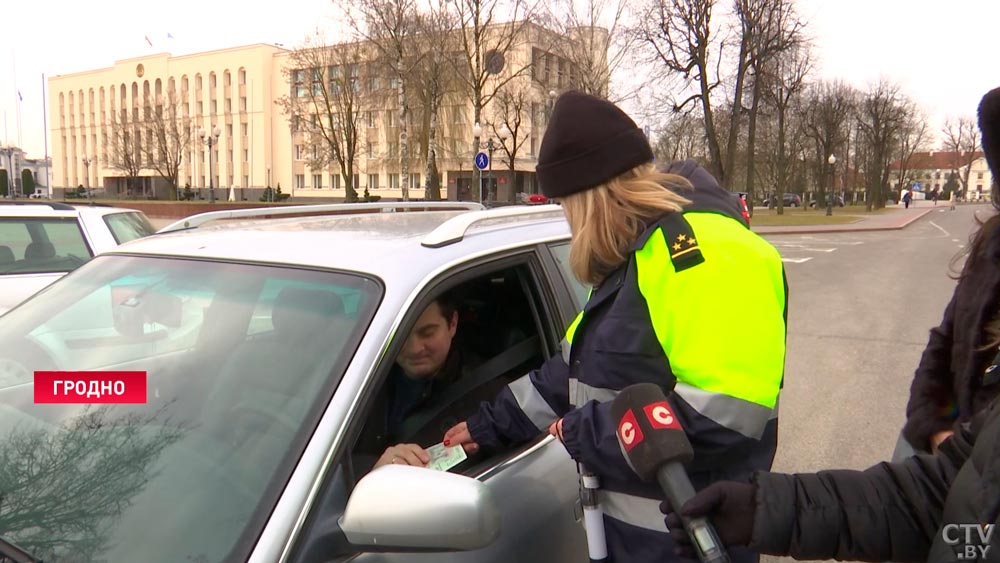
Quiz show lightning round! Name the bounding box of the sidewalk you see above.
[751,205,937,235]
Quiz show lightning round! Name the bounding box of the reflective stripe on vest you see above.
[636,212,785,410]
[599,490,667,533]
[507,374,558,430]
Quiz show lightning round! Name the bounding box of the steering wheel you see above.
[0,337,56,388]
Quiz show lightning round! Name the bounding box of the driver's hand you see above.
[375,443,430,468]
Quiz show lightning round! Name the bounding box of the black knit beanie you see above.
[536,91,654,198]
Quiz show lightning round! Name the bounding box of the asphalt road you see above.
[759,203,992,562]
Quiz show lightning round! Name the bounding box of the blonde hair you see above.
[562,163,693,285]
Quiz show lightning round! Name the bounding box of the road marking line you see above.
[782,257,813,263]
[929,221,950,236]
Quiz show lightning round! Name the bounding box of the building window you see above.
[225,99,231,113]
[366,111,375,128]
[226,124,233,137]
[292,70,306,97]
[366,142,373,157]
[295,174,305,189]
[243,149,249,162]
[389,174,399,189]
[410,173,420,188]
[311,145,319,160]
[353,174,360,190]
[977,184,984,192]
[295,145,304,160]
[367,173,378,190]
[312,174,322,189]
[210,100,217,114]
[330,174,341,190]
[241,123,248,137]
[243,175,249,187]
[978,172,985,179]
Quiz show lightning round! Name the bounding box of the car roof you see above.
[109,207,572,281]
[0,202,144,218]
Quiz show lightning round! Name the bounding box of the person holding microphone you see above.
[443,90,788,562]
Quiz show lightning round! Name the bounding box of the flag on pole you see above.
[17,90,22,102]
[145,35,153,47]
[166,32,175,40]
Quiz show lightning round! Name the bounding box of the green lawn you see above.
[749,205,893,226]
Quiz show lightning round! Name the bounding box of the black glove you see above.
[660,481,757,559]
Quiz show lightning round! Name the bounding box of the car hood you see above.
[0,273,63,313]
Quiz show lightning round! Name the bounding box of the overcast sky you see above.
[1,0,998,160]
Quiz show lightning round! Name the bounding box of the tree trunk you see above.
[399,61,410,202]
[425,96,441,200]
[723,39,750,187]
[776,106,787,216]
[745,78,762,216]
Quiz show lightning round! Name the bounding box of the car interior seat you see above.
[201,287,347,460]
[25,241,55,260]
[0,245,15,265]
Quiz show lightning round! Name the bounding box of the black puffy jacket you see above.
[751,397,1000,562]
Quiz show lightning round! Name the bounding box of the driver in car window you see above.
[366,292,489,469]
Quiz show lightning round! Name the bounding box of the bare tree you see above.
[107,106,143,197]
[540,0,632,101]
[411,3,460,200]
[857,80,909,211]
[278,34,367,202]
[802,80,856,206]
[490,85,532,193]
[141,92,192,199]
[740,0,805,205]
[342,0,422,201]
[449,0,535,201]
[760,45,810,214]
[891,106,929,196]
[653,110,708,162]
[633,0,730,181]
[942,116,981,197]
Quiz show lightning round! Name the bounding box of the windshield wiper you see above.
[0,536,41,563]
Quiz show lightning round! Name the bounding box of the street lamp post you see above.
[199,126,222,204]
[827,154,837,217]
[82,154,93,201]
[472,122,511,204]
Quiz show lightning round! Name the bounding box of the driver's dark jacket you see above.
[356,342,499,468]
[752,396,1000,562]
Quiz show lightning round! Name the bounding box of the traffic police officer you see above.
[444,91,787,562]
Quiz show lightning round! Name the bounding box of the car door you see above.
[285,249,588,563]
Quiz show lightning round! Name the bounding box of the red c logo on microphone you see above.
[617,409,644,451]
[644,401,682,430]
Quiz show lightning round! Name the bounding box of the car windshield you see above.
[0,217,92,274]
[0,254,380,563]
[103,212,157,244]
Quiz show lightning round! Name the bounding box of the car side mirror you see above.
[339,464,501,551]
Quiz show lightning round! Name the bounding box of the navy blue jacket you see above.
[467,161,787,563]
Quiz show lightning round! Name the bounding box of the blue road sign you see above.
[475,152,489,170]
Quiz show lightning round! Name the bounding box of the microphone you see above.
[611,383,730,563]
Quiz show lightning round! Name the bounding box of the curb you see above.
[751,208,936,236]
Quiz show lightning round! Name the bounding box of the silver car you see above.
[0,202,593,563]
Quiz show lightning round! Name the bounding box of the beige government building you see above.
[48,22,606,202]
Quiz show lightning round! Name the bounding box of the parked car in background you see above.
[0,202,156,314]
[809,194,846,208]
[762,193,802,207]
[0,202,591,563]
